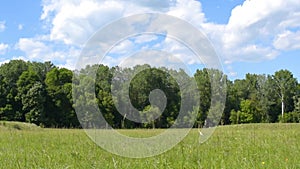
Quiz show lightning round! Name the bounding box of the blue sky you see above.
[0,0,299,81]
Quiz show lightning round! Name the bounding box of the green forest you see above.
[0,60,299,128]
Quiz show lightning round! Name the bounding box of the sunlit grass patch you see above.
[0,123,299,168]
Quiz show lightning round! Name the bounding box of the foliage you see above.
[278,112,300,123]
[0,60,299,128]
[230,99,261,124]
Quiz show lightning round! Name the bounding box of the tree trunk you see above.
[281,94,284,118]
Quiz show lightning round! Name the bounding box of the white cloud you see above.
[0,60,9,66]
[167,0,205,27]
[17,38,50,60]
[102,33,206,71]
[34,0,300,69]
[228,71,238,78]
[46,1,125,45]
[41,0,166,46]
[158,36,202,65]
[273,30,300,50]
[16,37,80,69]
[203,0,300,64]
[0,56,28,66]
[40,0,204,46]
[0,21,5,32]
[110,39,134,54]
[39,0,191,68]
[227,1,286,43]
[226,65,238,78]
[134,34,158,44]
[18,24,23,30]
[118,50,189,72]
[0,43,9,55]
[101,55,120,67]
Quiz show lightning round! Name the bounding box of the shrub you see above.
[279,112,300,123]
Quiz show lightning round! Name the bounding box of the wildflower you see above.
[262,161,265,165]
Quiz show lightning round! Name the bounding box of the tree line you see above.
[0,60,299,128]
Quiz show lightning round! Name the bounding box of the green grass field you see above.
[0,122,299,169]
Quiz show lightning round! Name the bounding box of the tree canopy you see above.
[0,60,299,128]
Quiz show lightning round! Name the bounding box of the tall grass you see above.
[0,121,41,131]
[0,123,299,168]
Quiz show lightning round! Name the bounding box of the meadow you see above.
[0,122,299,169]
